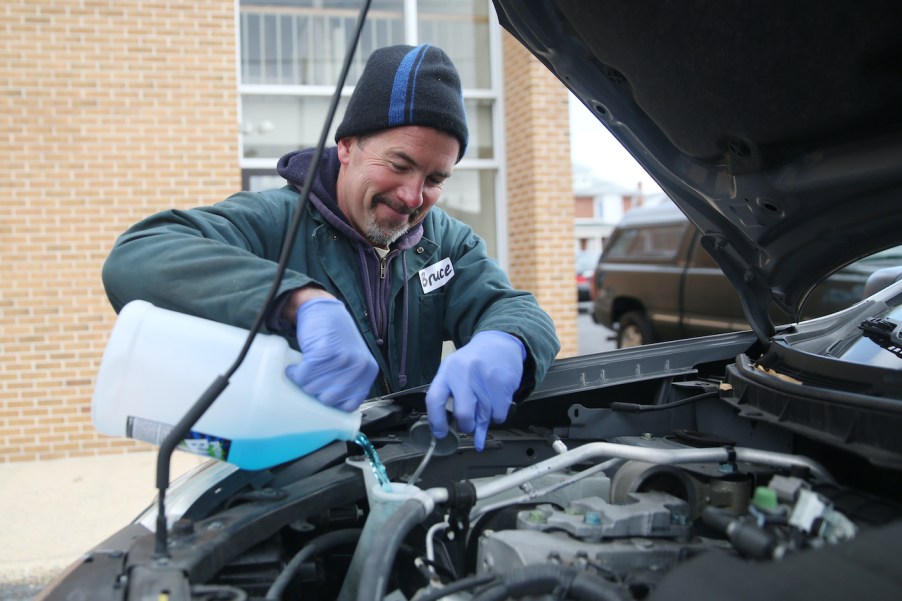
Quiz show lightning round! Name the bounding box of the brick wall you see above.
[502,33,578,357]
[0,0,240,462]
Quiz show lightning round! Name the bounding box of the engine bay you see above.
[76,331,898,601]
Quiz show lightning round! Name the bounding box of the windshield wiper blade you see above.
[859,317,902,358]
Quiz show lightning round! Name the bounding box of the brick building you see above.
[0,1,576,463]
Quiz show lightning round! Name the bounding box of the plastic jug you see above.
[91,300,362,470]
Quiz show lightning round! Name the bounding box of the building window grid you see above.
[237,1,500,161]
[240,7,413,88]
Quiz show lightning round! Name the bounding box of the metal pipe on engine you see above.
[422,442,835,505]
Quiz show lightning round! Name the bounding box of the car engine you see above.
[42,326,902,601]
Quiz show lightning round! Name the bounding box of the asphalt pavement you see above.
[578,302,617,354]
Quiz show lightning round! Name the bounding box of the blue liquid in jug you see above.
[353,432,391,490]
[225,429,349,471]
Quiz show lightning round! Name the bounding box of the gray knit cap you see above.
[335,44,468,162]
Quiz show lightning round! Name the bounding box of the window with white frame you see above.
[238,0,503,257]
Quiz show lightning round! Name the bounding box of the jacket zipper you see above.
[375,251,395,337]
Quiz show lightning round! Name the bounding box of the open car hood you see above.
[493,0,902,342]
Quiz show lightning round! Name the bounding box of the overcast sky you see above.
[568,94,662,193]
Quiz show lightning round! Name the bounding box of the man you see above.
[102,44,560,451]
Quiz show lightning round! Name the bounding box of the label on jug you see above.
[126,416,233,461]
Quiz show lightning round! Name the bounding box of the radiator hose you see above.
[355,497,429,601]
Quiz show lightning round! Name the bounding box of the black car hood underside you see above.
[493,0,902,342]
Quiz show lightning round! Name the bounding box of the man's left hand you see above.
[424,331,526,451]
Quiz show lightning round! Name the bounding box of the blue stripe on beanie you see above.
[388,45,430,127]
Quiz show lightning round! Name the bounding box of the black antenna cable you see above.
[152,0,374,558]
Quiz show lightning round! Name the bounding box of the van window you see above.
[605,224,686,260]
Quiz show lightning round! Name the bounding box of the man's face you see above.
[336,126,459,248]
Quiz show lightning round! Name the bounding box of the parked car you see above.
[40,2,902,601]
[576,249,601,302]
[592,200,902,347]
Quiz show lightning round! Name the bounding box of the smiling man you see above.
[102,44,560,451]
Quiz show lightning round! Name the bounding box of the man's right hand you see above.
[284,293,378,412]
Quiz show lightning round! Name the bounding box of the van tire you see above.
[617,311,654,348]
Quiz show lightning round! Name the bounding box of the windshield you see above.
[858,244,902,264]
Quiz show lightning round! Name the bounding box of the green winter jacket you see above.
[103,154,560,399]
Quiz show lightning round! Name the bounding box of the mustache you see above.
[372,194,422,220]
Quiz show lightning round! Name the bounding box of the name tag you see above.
[419,258,455,293]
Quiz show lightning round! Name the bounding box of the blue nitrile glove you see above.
[285,298,379,412]
[425,331,526,451]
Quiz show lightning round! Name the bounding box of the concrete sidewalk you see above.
[0,450,207,588]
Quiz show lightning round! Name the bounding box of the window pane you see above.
[605,225,686,261]
[242,169,287,192]
[242,95,349,159]
[417,0,492,89]
[464,98,494,160]
[438,169,497,257]
[240,0,404,86]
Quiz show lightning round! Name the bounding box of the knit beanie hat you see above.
[335,44,468,162]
